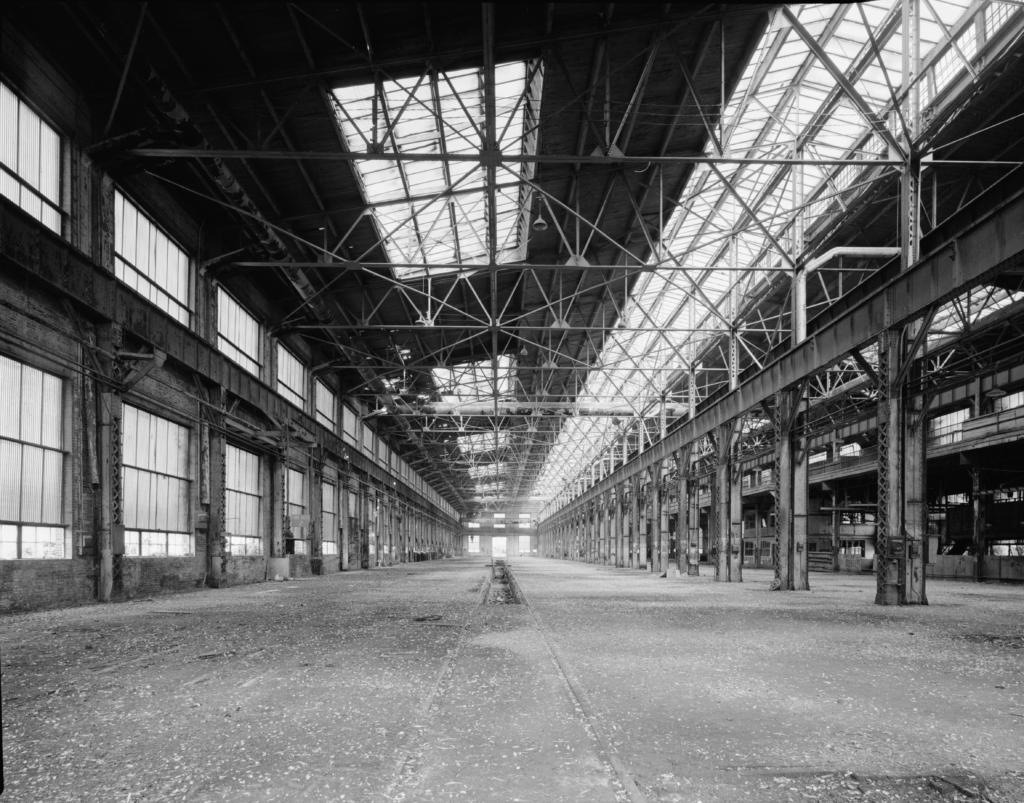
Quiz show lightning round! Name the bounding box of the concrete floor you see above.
[1,559,1021,803]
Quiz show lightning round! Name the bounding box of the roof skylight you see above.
[534,0,1016,505]
[333,61,543,279]
[433,356,514,401]
[458,432,510,454]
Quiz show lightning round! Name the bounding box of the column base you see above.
[267,556,290,581]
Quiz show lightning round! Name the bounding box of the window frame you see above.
[285,465,309,555]
[276,343,308,410]
[0,81,63,235]
[321,479,338,556]
[121,403,194,558]
[0,353,69,560]
[315,379,337,430]
[225,443,263,556]
[217,287,263,378]
[113,189,193,326]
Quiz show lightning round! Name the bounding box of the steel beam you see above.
[128,148,908,168]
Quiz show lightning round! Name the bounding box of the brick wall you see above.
[120,557,206,600]
[0,560,96,613]
[223,556,268,586]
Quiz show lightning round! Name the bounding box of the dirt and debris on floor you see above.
[1,558,1021,802]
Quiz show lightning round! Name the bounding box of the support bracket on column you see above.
[117,347,167,392]
[783,378,808,434]
[892,304,937,389]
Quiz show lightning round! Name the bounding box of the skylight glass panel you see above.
[333,61,542,279]
[468,463,503,480]
[459,432,509,454]
[433,356,513,402]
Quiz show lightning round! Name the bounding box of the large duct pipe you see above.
[804,247,901,274]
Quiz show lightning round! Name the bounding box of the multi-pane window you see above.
[994,390,1024,413]
[277,344,307,409]
[122,405,192,557]
[0,83,61,234]
[0,355,65,559]
[321,481,338,556]
[225,445,262,555]
[468,535,480,553]
[114,191,191,325]
[315,380,336,429]
[342,404,358,444]
[519,534,531,552]
[928,408,970,446]
[286,467,308,555]
[217,288,262,377]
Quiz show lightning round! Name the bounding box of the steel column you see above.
[651,460,662,574]
[630,474,641,569]
[876,330,902,604]
[729,439,744,583]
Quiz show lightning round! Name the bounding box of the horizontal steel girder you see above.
[129,148,908,168]
[544,187,1024,521]
[389,402,687,416]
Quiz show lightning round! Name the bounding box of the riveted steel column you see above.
[673,447,685,577]
[729,437,744,583]
[630,473,640,569]
[660,462,671,576]
[638,472,649,570]
[774,393,792,591]
[792,400,809,591]
[97,323,123,602]
[714,423,732,581]
[876,329,902,604]
[902,0,927,605]
[611,490,617,565]
[651,460,662,574]
[599,492,607,564]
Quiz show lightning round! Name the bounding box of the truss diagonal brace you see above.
[119,348,167,392]
[781,7,907,163]
[850,347,881,388]
[668,39,723,157]
[708,163,795,270]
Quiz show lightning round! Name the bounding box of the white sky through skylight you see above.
[432,356,513,403]
[333,62,542,278]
